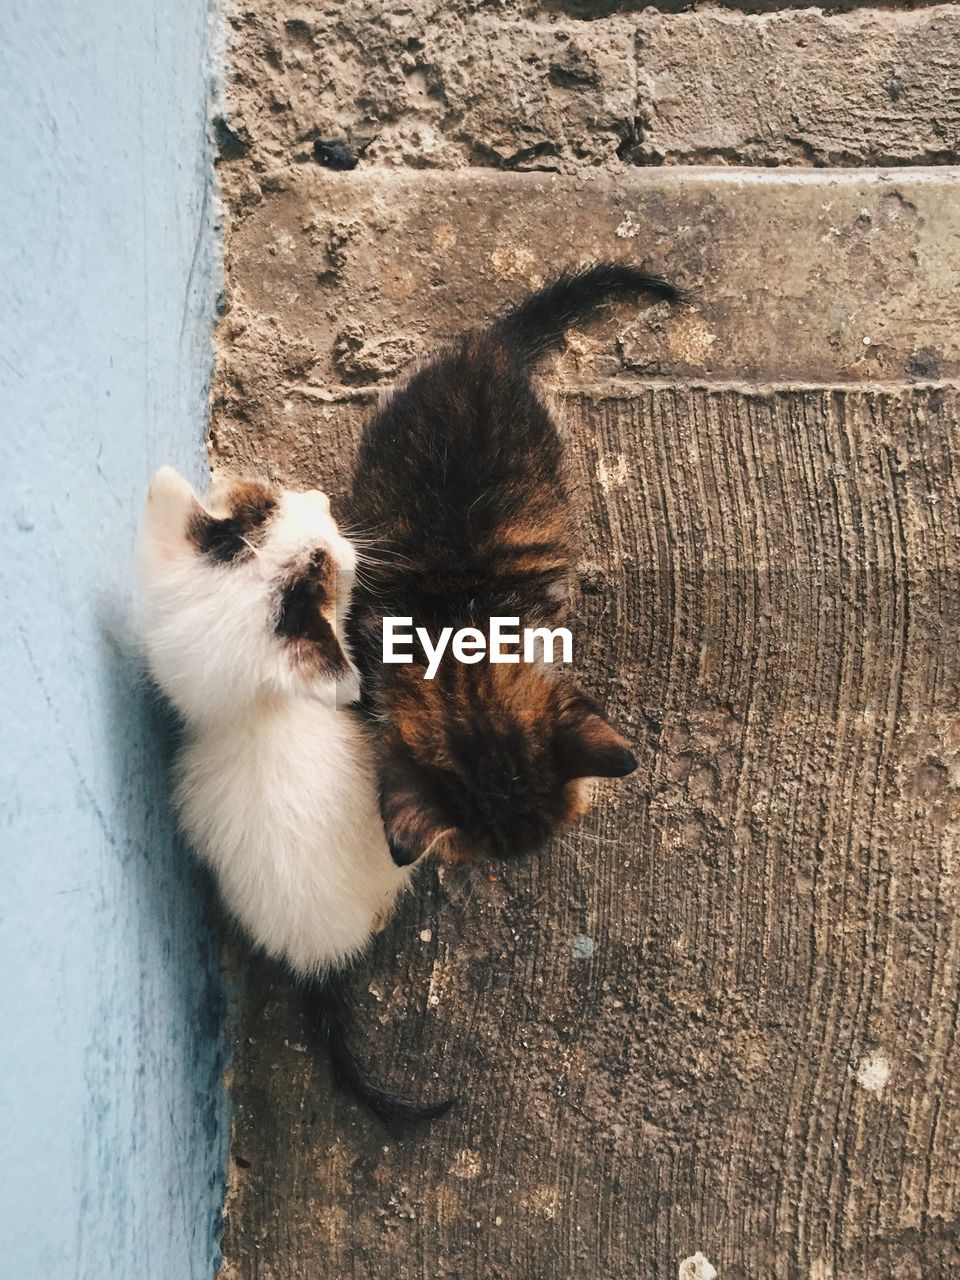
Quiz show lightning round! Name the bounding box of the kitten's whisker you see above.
[237,535,262,559]
[355,548,418,569]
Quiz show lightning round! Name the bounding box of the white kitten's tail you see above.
[300,977,455,1127]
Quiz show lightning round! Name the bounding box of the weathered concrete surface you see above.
[219,2,960,174]
[212,171,960,1280]
[220,385,960,1279]
[211,168,960,476]
[549,0,949,13]
[214,1,960,1277]
[633,7,960,166]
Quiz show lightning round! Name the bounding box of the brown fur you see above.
[374,661,611,863]
[188,479,349,678]
[188,481,277,564]
[276,548,348,678]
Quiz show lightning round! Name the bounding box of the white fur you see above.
[137,467,409,976]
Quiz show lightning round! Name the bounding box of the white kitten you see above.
[138,468,452,1124]
[137,466,410,977]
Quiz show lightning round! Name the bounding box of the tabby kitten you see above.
[347,263,682,867]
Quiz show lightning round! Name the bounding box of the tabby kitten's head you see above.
[139,467,358,722]
[378,660,637,866]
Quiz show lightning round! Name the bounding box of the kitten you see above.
[138,466,451,1123]
[347,263,683,867]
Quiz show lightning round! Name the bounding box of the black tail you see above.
[301,977,455,1127]
[492,261,685,365]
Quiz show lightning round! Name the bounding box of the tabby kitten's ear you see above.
[378,741,459,867]
[555,689,638,780]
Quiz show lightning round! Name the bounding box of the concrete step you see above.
[223,168,960,414]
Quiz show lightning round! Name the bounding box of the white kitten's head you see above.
[138,467,359,722]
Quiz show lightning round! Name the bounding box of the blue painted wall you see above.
[0,3,228,1277]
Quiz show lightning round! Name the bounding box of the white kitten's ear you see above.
[302,489,331,514]
[144,467,203,550]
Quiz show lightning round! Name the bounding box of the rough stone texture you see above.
[220,385,960,1279]
[213,1,960,1277]
[633,7,960,166]
[218,2,960,175]
[222,4,638,174]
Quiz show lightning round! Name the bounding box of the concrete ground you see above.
[211,3,960,1276]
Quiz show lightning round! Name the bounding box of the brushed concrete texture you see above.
[0,2,228,1277]
[219,1,960,173]
[219,383,960,1278]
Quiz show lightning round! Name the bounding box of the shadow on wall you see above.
[90,608,231,1265]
